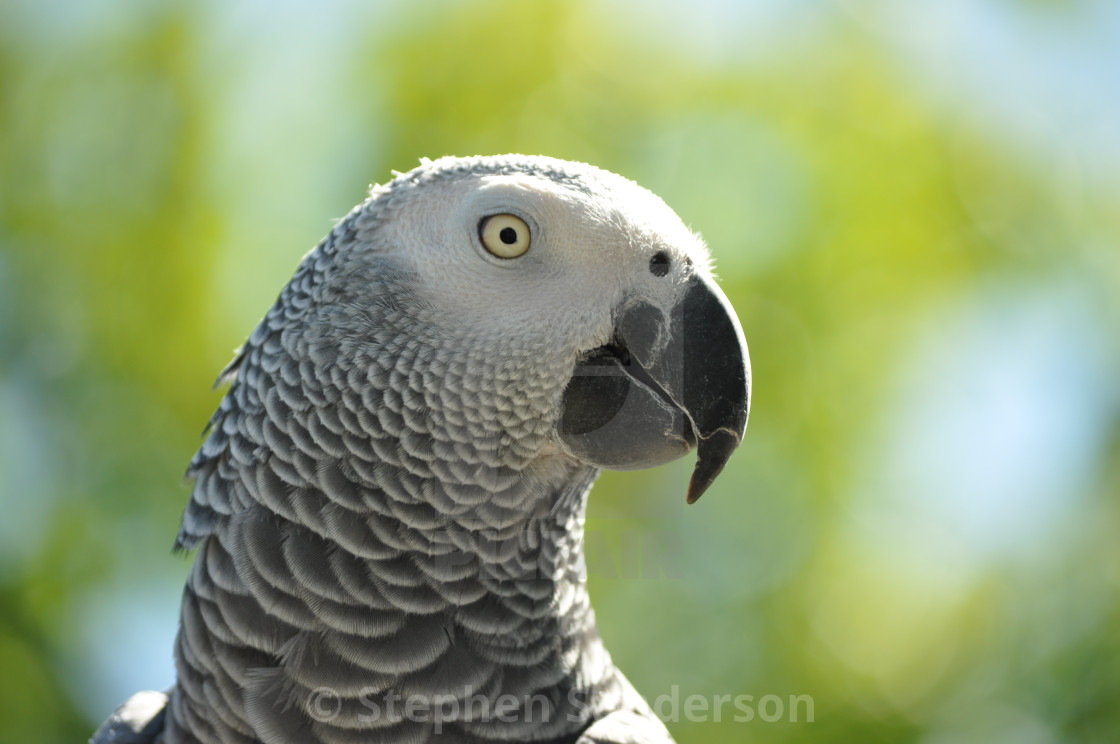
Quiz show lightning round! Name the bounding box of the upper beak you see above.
[557,273,751,502]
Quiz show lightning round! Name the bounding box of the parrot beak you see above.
[557,274,751,502]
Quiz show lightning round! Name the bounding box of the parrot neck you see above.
[169,288,627,741]
[172,427,621,742]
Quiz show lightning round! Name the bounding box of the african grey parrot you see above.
[91,155,750,744]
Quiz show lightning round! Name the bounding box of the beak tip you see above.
[685,481,703,504]
[684,429,742,504]
[684,462,718,504]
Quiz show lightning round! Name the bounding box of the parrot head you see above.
[322,154,750,504]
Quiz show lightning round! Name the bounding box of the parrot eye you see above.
[479,214,531,258]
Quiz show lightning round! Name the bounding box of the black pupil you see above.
[649,251,671,277]
[499,227,518,245]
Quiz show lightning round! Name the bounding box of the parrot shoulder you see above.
[576,710,675,744]
[89,690,167,744]
[577,672,675,743]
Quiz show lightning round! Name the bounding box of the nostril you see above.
[649,251,671,277]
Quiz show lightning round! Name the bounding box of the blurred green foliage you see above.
[1,1,1118,743]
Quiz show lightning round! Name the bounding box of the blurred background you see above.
[2,0,1119,742]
